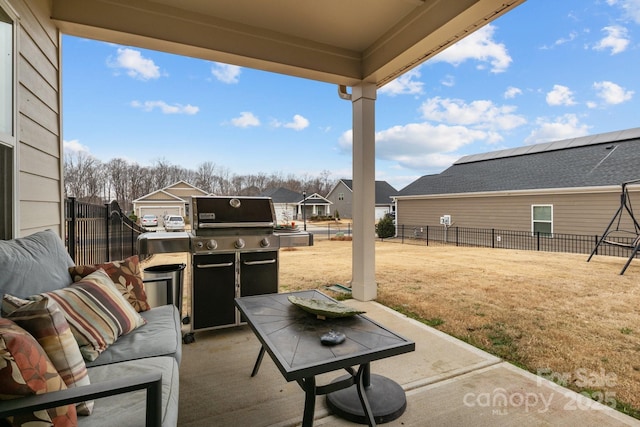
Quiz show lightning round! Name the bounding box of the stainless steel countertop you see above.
[137,231,191,255]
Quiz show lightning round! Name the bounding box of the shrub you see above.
[376,215,395,239]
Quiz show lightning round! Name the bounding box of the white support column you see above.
[350,83,377,301]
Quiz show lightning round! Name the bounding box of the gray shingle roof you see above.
[259,187,304,203]
[398,128,640,196]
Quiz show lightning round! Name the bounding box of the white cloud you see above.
[64,139,90,153]
[593,26,630,54]
[524,114,590,145]
[131,100,199,114]
[231,112,260,128]
[339,123,489,170]
[555,31,578,47]
[607,0,640,24]
[441,75,455,87]
[379,68,424,96]
[420,97,526,132]
[593,81,634,104]
[431,24,512,73]
[283,114,309,131]
[110,48,161,80]
[211,63,241,84]
[546,85,576,106]
[504,86,522,99]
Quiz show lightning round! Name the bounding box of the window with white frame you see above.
[0,3,14,239]
[532,205,553,237]
[338,192,344,201]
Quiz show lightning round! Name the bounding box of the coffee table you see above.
[234,290,415,427]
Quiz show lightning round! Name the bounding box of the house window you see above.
[532,205,552,237]
[338,192,344,201]
[0,3,14,239]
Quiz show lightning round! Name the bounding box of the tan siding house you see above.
[326,179,397,220]
[132,180,208,224]
[395,129,640,237]
[4,0,63,237]
[398,190,639,236]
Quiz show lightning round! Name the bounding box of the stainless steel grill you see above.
[137,196,312,341]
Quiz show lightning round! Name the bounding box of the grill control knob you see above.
[235,238,245,249]
[206,240,217,250]
[260,238,270,248]
[195,241,204,249]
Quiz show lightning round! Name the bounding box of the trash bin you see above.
[143,263,186,316]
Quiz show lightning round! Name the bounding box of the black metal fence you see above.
[391,224,638,258]
[65,197,146,265]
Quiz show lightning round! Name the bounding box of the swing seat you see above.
[601,231,640,249]
[587,179,640,275]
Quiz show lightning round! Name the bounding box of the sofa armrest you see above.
[0,372,163,427]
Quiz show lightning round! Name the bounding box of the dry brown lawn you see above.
[277,239,640,417]
[143,237,640,417]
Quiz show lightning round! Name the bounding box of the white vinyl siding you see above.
[9,0,63,237]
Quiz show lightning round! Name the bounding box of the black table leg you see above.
[300,376,317,427]
[251,346,265,377]
[355,364,375,427]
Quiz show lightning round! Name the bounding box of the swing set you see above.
[587,179,640,275]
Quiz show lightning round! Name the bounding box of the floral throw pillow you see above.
[69,255,150,312]
[0,318,78,427]
[3,295,94,415]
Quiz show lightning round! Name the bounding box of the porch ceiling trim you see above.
[51,0,526,87]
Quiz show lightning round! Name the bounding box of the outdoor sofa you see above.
[0,229,181,426]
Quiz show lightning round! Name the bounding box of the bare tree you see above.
[195,161,217,193]
[106,158,130,208]
[64,151,103,202]
[151,158,172,189]
[213,166,233,195]
[64,153,338,208]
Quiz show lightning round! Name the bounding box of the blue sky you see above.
[63,0,640,191]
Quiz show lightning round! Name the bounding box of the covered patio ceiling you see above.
[51,0,525,88]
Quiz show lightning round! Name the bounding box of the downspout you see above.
[338,85,352,101]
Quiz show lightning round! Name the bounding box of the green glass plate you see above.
[288,295,365,318]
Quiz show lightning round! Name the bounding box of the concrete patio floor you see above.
[178,299,639,426]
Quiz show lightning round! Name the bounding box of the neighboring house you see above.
[132,181,209,224]
[395,128,640,236]
[326,179,397,221]
[259,187,304,225]
[301,193,332,220]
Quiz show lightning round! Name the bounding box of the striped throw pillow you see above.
[45,269,146,361]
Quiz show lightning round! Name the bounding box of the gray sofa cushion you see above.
[80,356,179,427]
[85,304,182,367]
[0,229,74,299]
